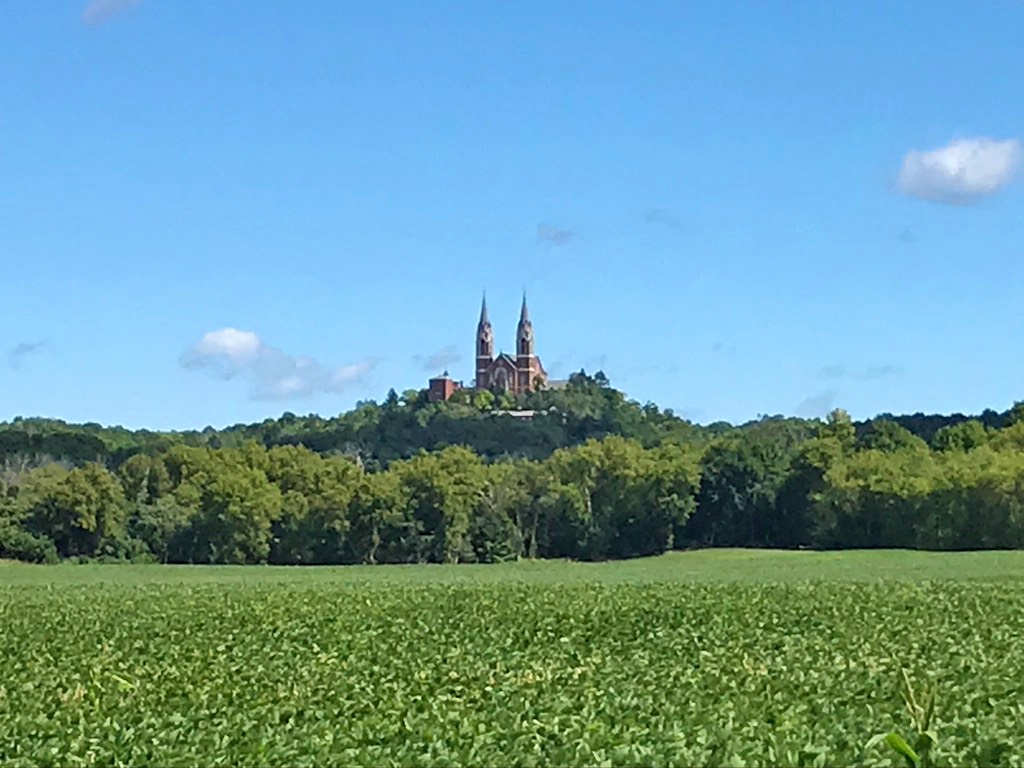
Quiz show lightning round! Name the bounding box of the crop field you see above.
[2,550,1024,767]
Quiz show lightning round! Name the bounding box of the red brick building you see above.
[427,372,461,403]
[475,293,547,395]
[425,294,548,403]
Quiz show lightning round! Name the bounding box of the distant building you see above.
[426,293,553,402]
[475,293,547,395]
[427,372,462,403]
[492,409,539,421]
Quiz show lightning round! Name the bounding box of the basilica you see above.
[475,293,547,394]
[427,294,548,402]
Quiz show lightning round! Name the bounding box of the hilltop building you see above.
[475,293,548,395]
[426,293,549,403]
[427,371,462,403]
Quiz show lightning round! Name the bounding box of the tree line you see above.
[2,373,1024,564]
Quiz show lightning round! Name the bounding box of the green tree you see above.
[469,462,525,562]
[687,435,792,547]
[544,437,696,559]
[23,463,127,558]
[265,445,361,564]
[127,495,193,563]
[472,389,496,411]
[167,446,283,564]
[346,470,411,564]
[776,435,847,547]
[932,420,989,452]
[813,449,936,549]
[391,446,488,563]
[820,408,856,451]
[859,420,929,454]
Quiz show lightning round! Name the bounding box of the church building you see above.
[426,293,548,402]
[475,293,548,395]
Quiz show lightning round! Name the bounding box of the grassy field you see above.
[2,550,1023,766]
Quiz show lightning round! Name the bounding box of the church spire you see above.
[479,291,490,327]
[517,290,534,360]
[476,291,494,388]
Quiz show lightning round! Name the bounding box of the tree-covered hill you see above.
[5,370,1011,472]
[1,372,717,470]
[2,370,1024,566]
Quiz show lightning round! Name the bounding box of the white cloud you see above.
[181,328,378,401]
[191,328,262,363]
[82,0,140,26]
[897,137,1022,204]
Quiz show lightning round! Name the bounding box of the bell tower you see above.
[475,292,494,388]
[516,292,535,391]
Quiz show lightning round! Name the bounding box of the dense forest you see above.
[2,371,1023,564]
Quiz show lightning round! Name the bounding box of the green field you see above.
[2,551,1023,766]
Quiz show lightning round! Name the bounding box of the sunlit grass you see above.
[5,547,1024,586]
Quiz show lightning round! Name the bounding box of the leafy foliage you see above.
[3,383,1024,564]
[1,553,1023,765]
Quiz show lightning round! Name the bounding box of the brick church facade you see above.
[427,294,548,402]
[475,293,547,395]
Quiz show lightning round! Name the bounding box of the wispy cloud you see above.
[82,0,140,26]
[818,363,904,382]
[618,361,681,382]
[818,364,848,380]
[414,345,461,373]
[536,224,574,246]
[544,357,570,379]
[180,328,378,401]
[897,137,1022,205]
[795,389,838,418]
[644,208,685,231]
[7,341,47,369]
[545,353,608,381]
[862,364,904,380]
[896,227,915,244]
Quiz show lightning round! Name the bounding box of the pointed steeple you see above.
[476,291,495,379]
[478,291,490,327]
[517,290,534,361]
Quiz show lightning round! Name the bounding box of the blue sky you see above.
[2,1,1023,430]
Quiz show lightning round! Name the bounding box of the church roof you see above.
[519,292,530,325]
